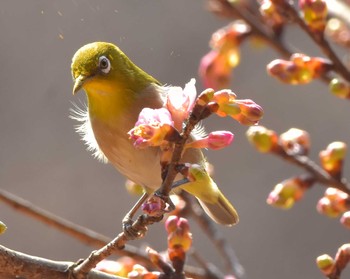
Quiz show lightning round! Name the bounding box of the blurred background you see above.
[0,1,349,278]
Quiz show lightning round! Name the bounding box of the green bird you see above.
[71,42,239,226]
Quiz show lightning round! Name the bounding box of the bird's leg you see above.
[171,178,190,189]
[122,192,149,239]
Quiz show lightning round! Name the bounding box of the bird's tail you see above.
[197,190,239,226]
[181,174,239,226]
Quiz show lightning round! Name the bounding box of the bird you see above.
[71,42,239,227]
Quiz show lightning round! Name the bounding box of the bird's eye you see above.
[98,56,111,74]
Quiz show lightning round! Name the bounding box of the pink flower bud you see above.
[142,196,166,217]
[233,99,264,125]
[165,216,192,252]
[186,131,234,150]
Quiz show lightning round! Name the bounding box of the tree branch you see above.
[0,244,121,279]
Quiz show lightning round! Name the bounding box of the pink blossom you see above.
[128,107,174,148]
[166,79,196,130]
[186,131,234,150]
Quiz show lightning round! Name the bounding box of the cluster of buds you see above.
[317,188,350,218]
[199,20,251,90]
[210,89,264,125]
[267,176,314,209]
[247,126,310,156]
[318,142,349,228]
[247,127,350,224]
[319,141,347,178]
[299,0,328,33]
[96,217,193,278]
[329,78,350,99]
[165,216,192,266]
[325,18,350,48]
[267,53,331,84]
[258,0,285,33]
[316,244,350,277]
[129,80,263,152]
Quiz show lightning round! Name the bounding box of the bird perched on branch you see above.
[71,42,239,227]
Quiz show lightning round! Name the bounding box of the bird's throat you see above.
[85,82,135,124]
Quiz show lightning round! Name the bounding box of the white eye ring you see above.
[98,56,111,74]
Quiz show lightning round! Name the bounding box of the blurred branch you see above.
[209,0,292,57]
[0,244,121,279]
[272,146,350,195]
[274,0,350,82]
[208,0,350,84]
[182,193,245,279]
[0,189,211,279]
[190,250,224,279]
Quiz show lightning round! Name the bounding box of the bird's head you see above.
[71,42,158,96]
[71,42,124,95]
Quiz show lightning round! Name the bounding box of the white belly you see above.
[91,117,163,189]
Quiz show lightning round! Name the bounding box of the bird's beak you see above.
[72,75,87,95]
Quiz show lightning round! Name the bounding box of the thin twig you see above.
[273,146,350,195]
[190,250,224,279]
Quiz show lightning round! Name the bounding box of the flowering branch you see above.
[204,0,350,91]
[272,0,350,82]
[247,126,350,227]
